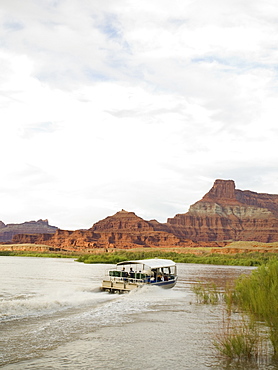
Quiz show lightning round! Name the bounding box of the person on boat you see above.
[129,267,135,278]
[121,267,128,278]
[151,269,157,281]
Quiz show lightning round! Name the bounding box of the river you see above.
[0,257,275,369]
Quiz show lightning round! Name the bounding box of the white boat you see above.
[101,258,177,293]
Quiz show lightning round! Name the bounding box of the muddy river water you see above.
[0,256,276,369]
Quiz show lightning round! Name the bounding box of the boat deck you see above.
[101,278,144,293]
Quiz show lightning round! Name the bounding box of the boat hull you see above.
[151,278,177,289]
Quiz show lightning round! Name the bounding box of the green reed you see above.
[213,261,278,361]
[190,265,277,362]
[234,261,278,356]
[191,282,220,304]
[213,319,265,361]
[190,282,263,361]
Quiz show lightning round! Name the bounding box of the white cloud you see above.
[1,0,278,228]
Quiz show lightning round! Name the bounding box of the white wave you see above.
[0,287,117,322]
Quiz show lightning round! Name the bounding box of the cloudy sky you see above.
[1,0,278,229]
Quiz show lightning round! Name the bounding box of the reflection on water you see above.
[0,257,276,369]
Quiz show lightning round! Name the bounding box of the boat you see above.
[101,258,177,293]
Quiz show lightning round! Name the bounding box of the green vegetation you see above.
[213,319,265,362]
[2,244,278,267]
[0,250,78,258]
[234,262,278,356]
[191,261,278,363]
[77,250,278,266]
[191,282,219,304]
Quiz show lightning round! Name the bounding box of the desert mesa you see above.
[2,179,278,252]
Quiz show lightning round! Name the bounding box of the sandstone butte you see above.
[4,179,278,253]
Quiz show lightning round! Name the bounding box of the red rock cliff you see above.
[167,179,278,242]
[12,210,187,251]
[89,210,182,248]
[9,180,278,248]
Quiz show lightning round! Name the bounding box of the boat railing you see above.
[107,270,147,284]
[109,270,148,279]
[107,269,176,284]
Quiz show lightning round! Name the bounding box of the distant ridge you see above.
[0,219,57,242]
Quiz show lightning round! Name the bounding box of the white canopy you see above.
[117,258,176,269]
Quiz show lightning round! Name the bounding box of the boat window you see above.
[169,266,175,274]
[135,273,146,279]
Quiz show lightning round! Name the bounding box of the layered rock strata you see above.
[12,210,224,251]
[6,179,278,250]
[12,210,189,251]
[167,179,278,242]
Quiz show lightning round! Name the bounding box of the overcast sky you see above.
[1,0,278,229]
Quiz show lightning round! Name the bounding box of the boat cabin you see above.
[101,258,177,293]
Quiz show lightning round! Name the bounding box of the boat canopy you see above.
[116,258,176,269]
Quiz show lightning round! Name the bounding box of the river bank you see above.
[1,242,278,266]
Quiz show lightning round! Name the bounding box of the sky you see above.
[1,0,278,230]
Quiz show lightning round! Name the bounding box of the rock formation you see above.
[89,209,183,248]
[0,219,57,242]
[167,179,278,242]
[12,210,224,251]
[13,210,190,251]
[5,179,278,250]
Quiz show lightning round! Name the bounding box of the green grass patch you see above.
[0,250,78,258]
[77,251,278,266]
[2,245,278,267]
